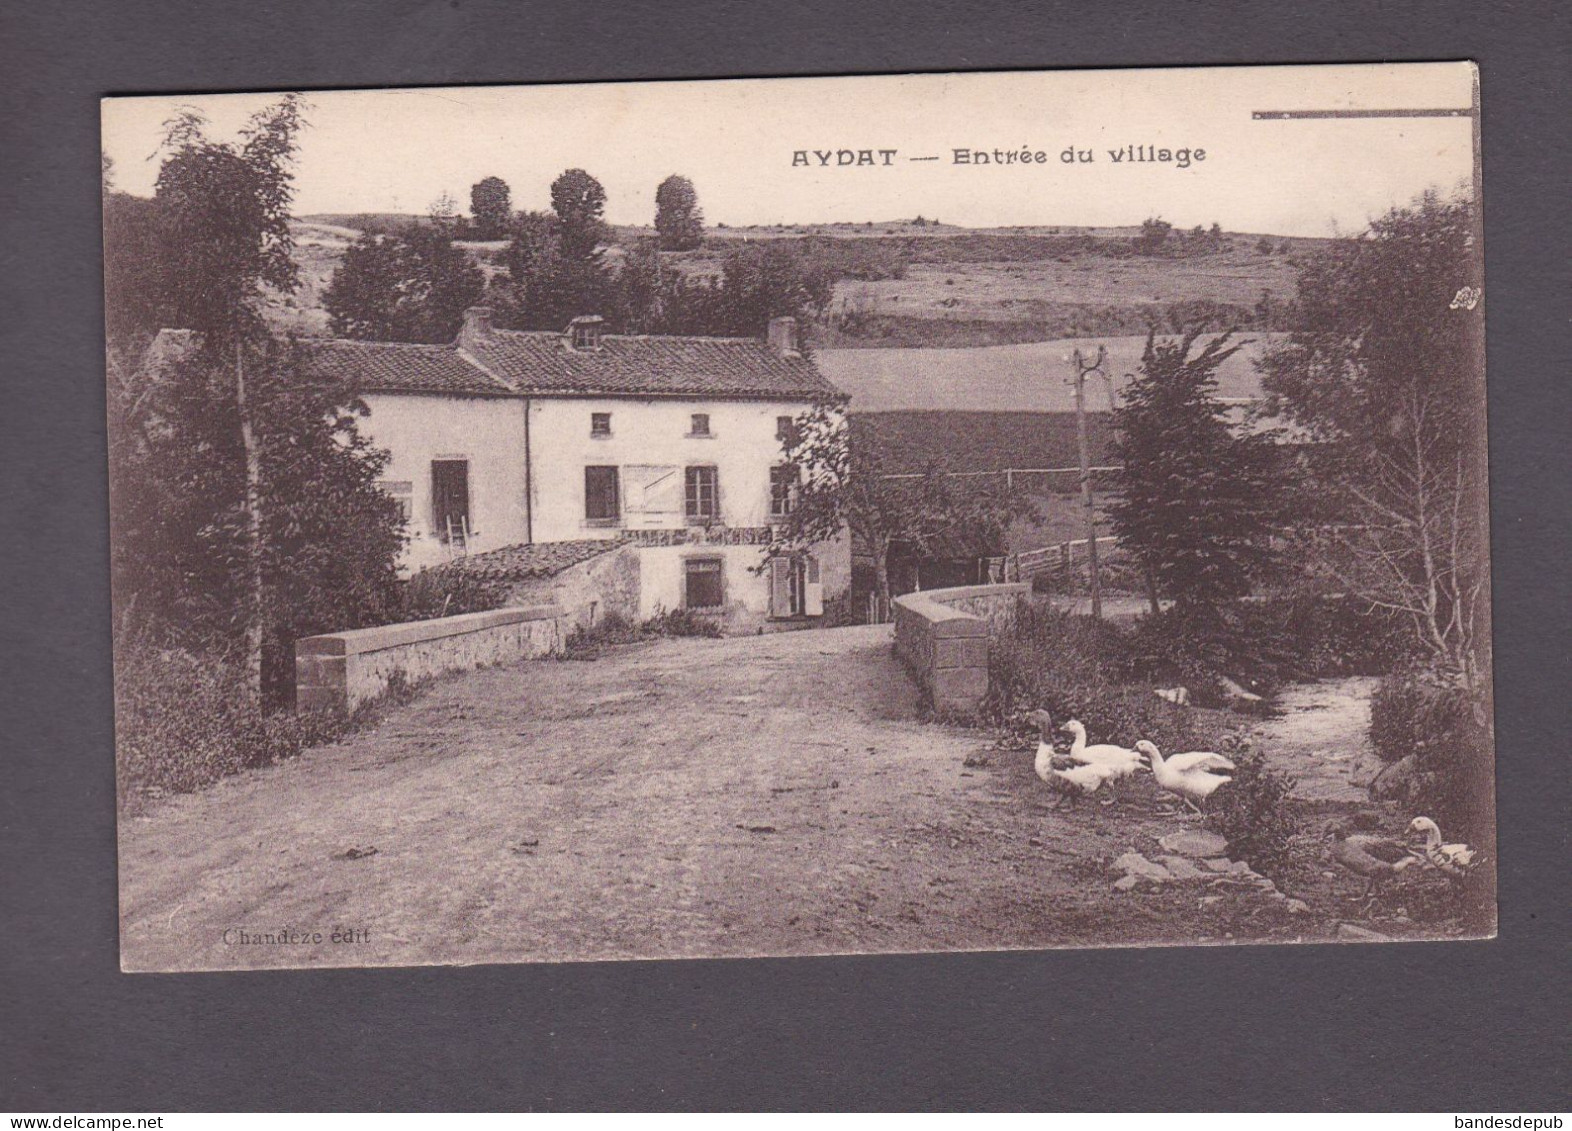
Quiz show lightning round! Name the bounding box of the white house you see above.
[302,309,851,631]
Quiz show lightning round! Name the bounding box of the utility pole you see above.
[1070,345,1106,619]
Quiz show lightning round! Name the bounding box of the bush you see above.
[393,568,508,622]
[643,607,724,638]
[985,600,1215,754]
[1369,671,1494,844]
[115,637,426,809]
[1205,748,1298,876]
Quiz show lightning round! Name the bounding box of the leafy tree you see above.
[710,240,835,336]
[1108,330,1286,616]
[104,94,405,703]
[469,175,512,239]
[765,403,1032,608]
[109,338,405,704]
[549,168,609,260]
[654,174,704,251]
[1257,189,1487,690]
[322,224,485,343]
[497,172,613,330]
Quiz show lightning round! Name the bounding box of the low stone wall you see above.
[892,583,1029,714]
[296,603,564,712]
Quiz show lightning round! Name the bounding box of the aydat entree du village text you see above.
[792,145,1207,169]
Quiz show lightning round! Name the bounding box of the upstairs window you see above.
[685,465,719,522]
[431,460,471,543]
[769,465,799,518]
[569,317,603,350]
[584,465,621,525]
[590,412,612,437]
[776,415,798,444]
[689,412,711,437]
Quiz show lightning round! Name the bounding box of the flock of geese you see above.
[1028,712,1235,814]
[1026,711,1483,904]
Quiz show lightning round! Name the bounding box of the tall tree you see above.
[105,94,406,704]
[654,174,704,251]
[469,175,512,239]
[1108,330,1286,616]
[146,96,309,699]
[500,173,613,329]
[323,224,485,343]
[549,168,609,260]
[1257,189,1487,690]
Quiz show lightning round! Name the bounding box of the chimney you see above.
[458,306,494,349]
[767,316,800,357]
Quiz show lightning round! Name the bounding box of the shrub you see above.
[643,607,724,638]
[1369,671,1494,844]
[115,636,427,809]
[1205,748,1298,876]
[394,568,508,622]
[984,599,1215,754]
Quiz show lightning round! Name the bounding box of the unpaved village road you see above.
[120,625,1347,970]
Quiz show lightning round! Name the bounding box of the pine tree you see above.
[1108,330,1285,615]
[654,174,704,251]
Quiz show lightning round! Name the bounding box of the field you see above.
[821,334,1283,413]
[286,215,1318,347]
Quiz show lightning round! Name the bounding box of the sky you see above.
[101,63,1476,237]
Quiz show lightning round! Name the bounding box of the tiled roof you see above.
[303,340,513,395]
[467,331,841,399]
[431,539,628,584]
[300,330,842,401]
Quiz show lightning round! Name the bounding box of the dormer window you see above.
[689,413,712,437]
[567,315,604,351]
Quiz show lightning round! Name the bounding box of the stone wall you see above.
[504,543,642,631]
[296,604,564,713]
[892,583,1029,714]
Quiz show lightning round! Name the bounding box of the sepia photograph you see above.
[101,63,1493,973]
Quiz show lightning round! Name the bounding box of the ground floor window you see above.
[684,557,724,609]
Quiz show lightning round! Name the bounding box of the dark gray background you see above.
[3,0,1567,1111]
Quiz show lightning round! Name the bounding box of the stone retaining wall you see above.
[892,583,1028,714]
[296,603,564,712]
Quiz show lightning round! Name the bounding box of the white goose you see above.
[1405,817,1481,877]
[1134,740,1236,814]
[1025,711,1121,809]
[1059,719,1144,779]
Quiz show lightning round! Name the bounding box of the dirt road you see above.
[119,625,1353,971]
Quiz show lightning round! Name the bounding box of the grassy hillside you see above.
[284,215,1315,346]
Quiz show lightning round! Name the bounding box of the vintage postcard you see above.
[103,63,1492,972]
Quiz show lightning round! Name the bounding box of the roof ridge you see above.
[453,346,517,393]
